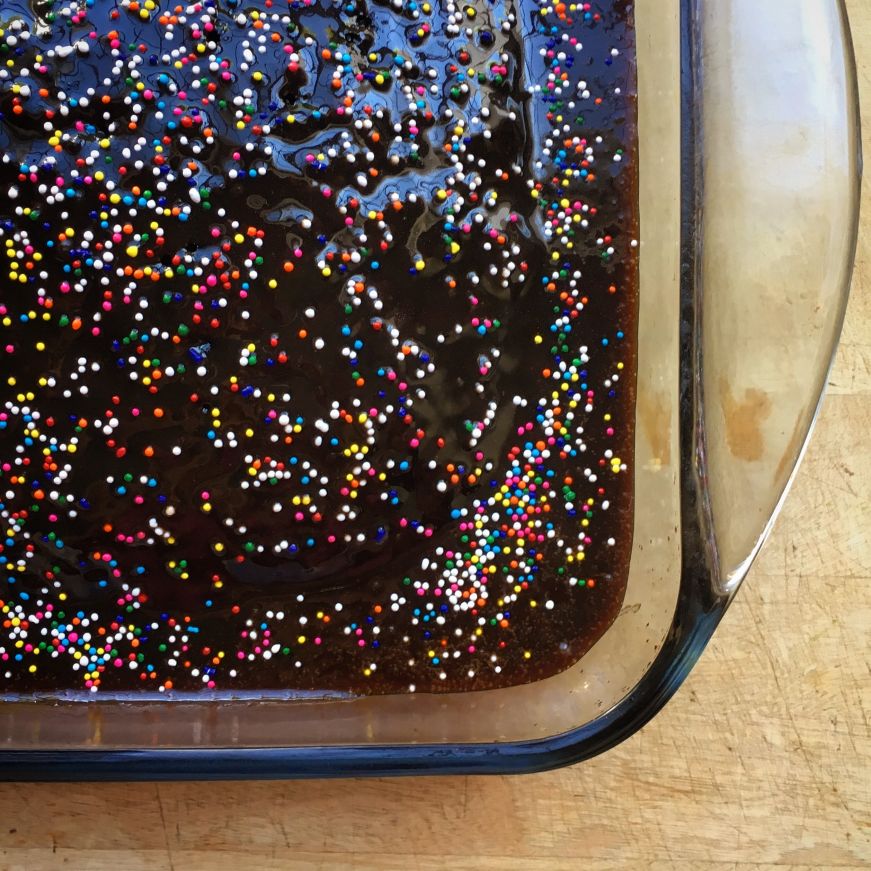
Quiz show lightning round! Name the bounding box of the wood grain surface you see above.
[1,4,869,869]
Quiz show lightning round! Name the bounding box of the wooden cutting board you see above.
[1,2,869,868]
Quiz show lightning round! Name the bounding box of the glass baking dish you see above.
[0,0,860,780]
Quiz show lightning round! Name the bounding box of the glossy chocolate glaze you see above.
[0,0,637,694]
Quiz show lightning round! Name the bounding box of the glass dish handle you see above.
[690,0,862,595]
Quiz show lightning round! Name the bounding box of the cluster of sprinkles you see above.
[0,0,637,694]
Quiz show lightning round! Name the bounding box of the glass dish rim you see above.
[0,0,861,781]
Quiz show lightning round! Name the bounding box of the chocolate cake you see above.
[0,0,637,694]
